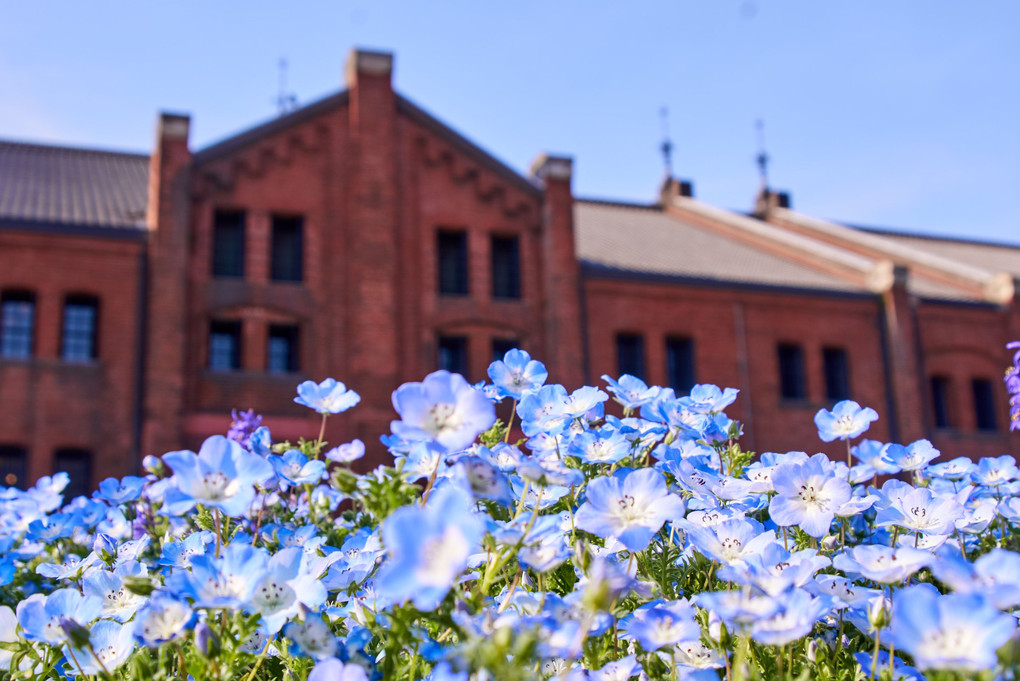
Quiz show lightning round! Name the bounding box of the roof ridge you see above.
[0,138,149,159]
[856,224,1020,250]
[575,197,660,210]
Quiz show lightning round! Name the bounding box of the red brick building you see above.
[1,49,1017,494]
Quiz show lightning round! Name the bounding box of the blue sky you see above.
[2,1,1017,243]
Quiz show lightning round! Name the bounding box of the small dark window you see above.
[1,291,34,359]
[973,378,998,431]
[0,445,26,489]
[492,338,518,362]
[212,210,246,278]
[54,448,91,500]
[666,337,695,394]
[823,347,850,401]
[931,375,952,429]
[267,324,300,373]
[778,343,806,400]
[62,295,99,362]
[270,216,304,282]
[616,333,645,381]
[438,335,468,376]
[491,235,521,299]
[209,320,242,371]
[437,230,468,295]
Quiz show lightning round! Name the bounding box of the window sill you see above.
[778,398,812,409]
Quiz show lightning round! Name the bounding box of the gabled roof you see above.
[0,140,149,232]
[574,199,868,293]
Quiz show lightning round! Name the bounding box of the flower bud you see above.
[194,621,220,658]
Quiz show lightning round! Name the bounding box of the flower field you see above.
[1,346,1020,680]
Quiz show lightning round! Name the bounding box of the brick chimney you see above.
[659,176,694,205]
[142,112,192,459]
[530,153,586,388]
[753,187,791,217]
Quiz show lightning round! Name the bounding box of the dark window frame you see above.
[666,336,696,394]
[267,323,300,374]
[778,343,807,401]
[211,210,246,278]
[972,377,999,432]
[53,448,92,500]
[616,333,646,381]
[438,335,469,376]
[209,320,243,372]
[0,290,35,359]
[491,234,521,300]
[270,215,304,283]
[61,294,99,362]
[437,230,469,296]
[822,347,850,402]
[930,375,952,429]
[492,337,519,363]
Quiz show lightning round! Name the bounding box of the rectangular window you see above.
[778,343,806,400]
[491,235,521,299]
[931,375,951,428]
[492,338,518,362]
[267,324,300,373]
[270,215,304,282]
[973,378,998,431]
[62,295,99,362]
[53,448,91,500]
[209,320,242,371]
[823,347,850,401]
[438,335,468,376]
[0,445,26,489]
[616,333,646,381]
[0,291,34,359]
[666,337,695,394]
[212,210,246,278]
[437,230,468,295]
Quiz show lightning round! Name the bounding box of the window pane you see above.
[212,210,246,277]
[823,347,850,401]
[54,449,91,500]
[778,343,806,400]
[62,297,98,361]
[271,216,304,282]
[616,333,645,381]
[438,335,468,376]
[209,320,242,371]
[666,337,695,394]
[268,324,299,373]
[491,235,520,299]
[492,338,518,362]
[973,378,998,431]
[1,292,34,359]
[931,375,951,428]
[437,231,468,295]
[0,445,26,489]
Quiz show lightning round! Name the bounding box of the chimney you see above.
[753,188,791,217]
[659,177,694,205]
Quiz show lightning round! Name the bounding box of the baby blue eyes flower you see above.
[618,602,700,651]
[683,384,739,414]
[376,483,484,611]
[68,619,136,676]
[295,378,361,414]
[832,545,933,584]
[575,468,685,552]
[308,657,369,681]
[161,435,274,517]
[133,597,194,647]
[487,348,548,400]
[769,453,852,538]
[970,455,1019,487]
[268,449,326,486]
[95,476,147,505]
[602,374,658,411]
[814,400,879,442]
[889,585,1017,672]
[391,370,496,452]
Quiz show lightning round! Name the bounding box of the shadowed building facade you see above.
[0,49,1017,494]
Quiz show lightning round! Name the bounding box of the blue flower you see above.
[889,585,1016,672]
[487,349,548,400]
[884,439,940,472]
[66,619,135,676]
[601,374,659,411]
[769,453,852,538]
[971,455,1019,487]
[933,548,1020,610]
[814,400,879,442]
[575,468,686,552]
[618,601,700,651]
[161,435,274,517]
[308,658,369,681]
[95,476,147,505]
[325,439,366,463]
[832,545,933,584]
[682,384,739,414]
[391,371,496,452]
[375,483,484,610]
[133,596,195,647]
[566,428,632,465]
[17,588,100,645]
[295,378,361,414]
[681,515,778,565]
[750,589,834,646]
[517,384,571,437]
[268,449,327,486]
[165,542,269,609]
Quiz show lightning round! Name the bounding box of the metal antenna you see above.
[275,58,298,115]
[755,118,769,191]
[660,106,674,178]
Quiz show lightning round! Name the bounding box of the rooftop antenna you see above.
[275,58,298,115]
[660,106,674,178]
[755,118,769,192]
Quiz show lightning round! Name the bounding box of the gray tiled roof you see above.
[0,140,149,230]
[574,200,868,293]
[866,230,1020,280]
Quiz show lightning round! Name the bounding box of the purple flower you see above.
[1006,341,1020,431]
[227,408,263,448]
